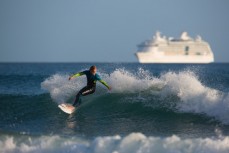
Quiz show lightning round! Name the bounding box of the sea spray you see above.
[41,74,85,104]
[102,68,163,93]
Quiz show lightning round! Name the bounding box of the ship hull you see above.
[136,52,214,63]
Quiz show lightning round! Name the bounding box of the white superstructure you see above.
[135,31,214,63]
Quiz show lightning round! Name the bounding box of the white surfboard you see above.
[58,103,76,114]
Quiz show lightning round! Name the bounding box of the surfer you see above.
[69,65,111,107]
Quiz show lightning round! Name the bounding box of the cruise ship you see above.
[135,31,214,63]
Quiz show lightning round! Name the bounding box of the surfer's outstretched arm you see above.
[99,80,111,90]
[69,71,85,80]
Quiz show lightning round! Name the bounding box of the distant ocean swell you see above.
[0,74,47,95]
[41,68,229,124]
[1,132,229,153]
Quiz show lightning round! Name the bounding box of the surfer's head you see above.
[90,65,97,75]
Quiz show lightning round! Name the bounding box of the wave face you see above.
[41,68,229,124]
[1,133,229,153]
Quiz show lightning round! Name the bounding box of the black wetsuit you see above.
[72,70,109,106]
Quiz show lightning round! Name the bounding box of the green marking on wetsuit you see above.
[71,72,85,78]
[99,80,110,89]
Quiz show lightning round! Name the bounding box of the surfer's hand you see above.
[68,76,72,80]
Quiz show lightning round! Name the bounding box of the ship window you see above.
[196,52,201,55]
[185,46,189,55]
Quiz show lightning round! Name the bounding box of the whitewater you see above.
[1,132,229,153]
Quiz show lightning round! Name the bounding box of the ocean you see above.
[0,63,229,153]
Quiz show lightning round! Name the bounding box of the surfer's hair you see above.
[90,65,96,71]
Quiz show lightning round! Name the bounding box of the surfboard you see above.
[58,103,76,114]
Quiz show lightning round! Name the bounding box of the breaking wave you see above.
[41,68,229,124]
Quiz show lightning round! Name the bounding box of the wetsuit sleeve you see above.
[71,71,86,78]
[99,80,110,89]
[96,74,110,89]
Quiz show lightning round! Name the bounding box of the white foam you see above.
[41,74,86,104]
[41,69,229,124]
[102,68,163,93]
[160,70,229,124]
[1,133,229,153]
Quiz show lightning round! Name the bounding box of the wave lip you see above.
[1,133,229,153]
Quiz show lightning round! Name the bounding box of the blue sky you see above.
[0,0,228,62]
